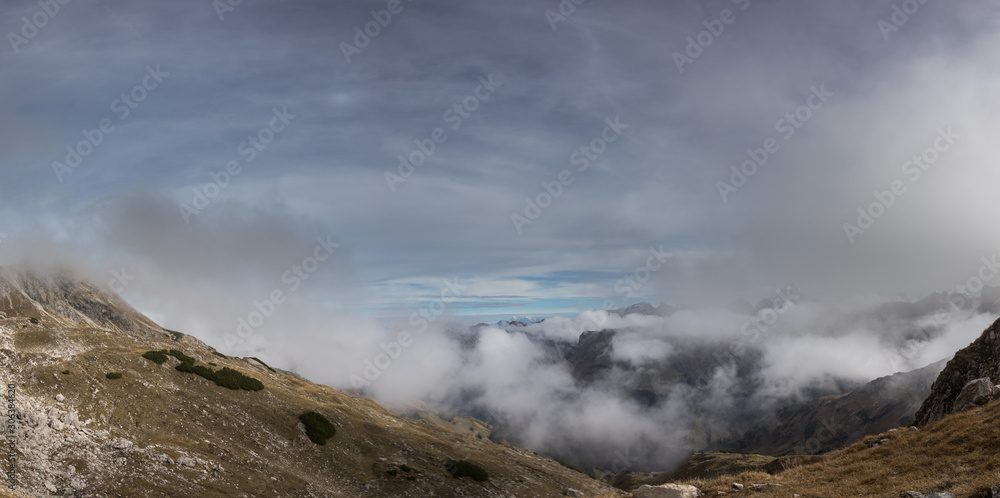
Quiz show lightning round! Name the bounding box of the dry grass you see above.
[680,399,1000,497]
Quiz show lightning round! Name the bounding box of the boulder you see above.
[565,489,584,497]
[632,483,702,498]
[110,438,133,450]
[951,378,1000,414]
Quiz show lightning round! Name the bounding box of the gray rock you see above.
[927,494,955,498]
[632,483,702,498]
[177,456,197,468]
[54,394,65,402]
[987,485,1000,498]
[110,438,133,450]
[731,483,744,490]
[952,378,1000,414]
[564,489,584,497]
[44,481,57,492]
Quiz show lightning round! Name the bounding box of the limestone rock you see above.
[951,378,1000,414]
[632,483,702,498]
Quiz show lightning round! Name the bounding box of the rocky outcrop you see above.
[565,329,617,383]
[0,266,164,338]
[914,318,1000,426]
[631,483,701,498]
[951,378,1000,413]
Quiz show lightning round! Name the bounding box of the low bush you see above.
[211,351,228,359]
[106,372,123,379]
[175,358,263,391]
[249,357,277,373]
[28,317,39,324]
[445,460,489,482]
[142,350,168,365]
[61,370,71,375]
[166,350,195,364]
[299,411,336,445]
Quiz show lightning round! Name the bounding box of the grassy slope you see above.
[679,397,1000,497]
[11,321,621,497]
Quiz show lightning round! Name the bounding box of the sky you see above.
[2,0,1000,333]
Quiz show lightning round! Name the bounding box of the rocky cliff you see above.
[914,317,1000,426]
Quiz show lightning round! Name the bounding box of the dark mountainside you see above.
[726,358,947,455]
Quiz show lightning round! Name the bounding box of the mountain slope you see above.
[677,396,1000,496]
[727,358,947,455]
[0,268,620,497]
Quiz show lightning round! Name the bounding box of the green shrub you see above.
[298,411,336,445]
[405,475,416,481]
[249,357,277,373]
[164,329,184,341]
[167,350,195,364]
[61,370,71,375]
[214,367,264,391]
[445,460,489,482]
[175,359,263,391]
[211,351,228,359]
[386,469,398,477]
[208,362,217,366]
[399,464,412,473]
[106,372,123,379]
[142,350,169,365]
[28,317,39,324]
